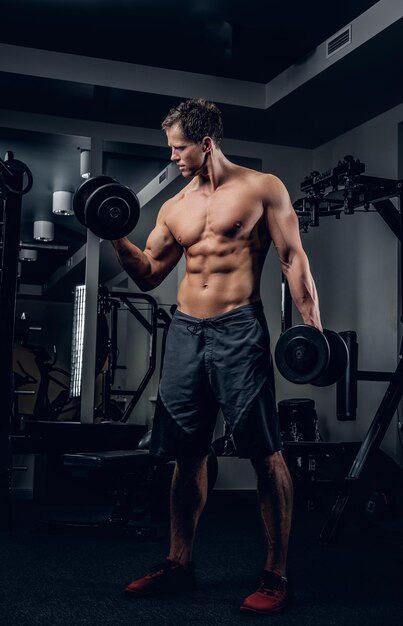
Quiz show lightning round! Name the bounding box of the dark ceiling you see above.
[1,0,399,149]
[0,0,380,82]
[1,0,402,293]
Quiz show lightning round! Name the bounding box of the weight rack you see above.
[292,157,403,544]
[0,152,32,529]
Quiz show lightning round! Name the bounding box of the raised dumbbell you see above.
[72,176,140,240]
[274,325,348,386]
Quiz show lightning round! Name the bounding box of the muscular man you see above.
[112,98,322,615]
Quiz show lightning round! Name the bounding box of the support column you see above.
[80,137,102,423]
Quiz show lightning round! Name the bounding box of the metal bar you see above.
[43,242,87,295]
[337,331,358,421]
[400,188,403,321]
[120,296,152,334]
[80,137,103,423]
[311,196,320,227]
[100,370,111,419]
[0,242,69,251]
[157,307,172,378]
[357,370,394,381]
[358,174,398,188]
[0,169,23,529]
[121,300,158,423]
[281,273,292,333]
[320,354,403,545]
[19,242,69,252]
[136,162,181,208]
[110,301,119,386]
[283,441,360,456]
[372,199,400,240]
[80,231,100,423]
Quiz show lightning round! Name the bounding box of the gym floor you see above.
[1,489,402,626]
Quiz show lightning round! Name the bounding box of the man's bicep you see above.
[144,221,183,274]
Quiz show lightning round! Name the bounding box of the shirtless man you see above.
[112,98,322,615]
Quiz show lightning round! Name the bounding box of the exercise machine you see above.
[288,156,403,544]
[0,152,33,528]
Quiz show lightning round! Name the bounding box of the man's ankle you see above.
[264,562,287,577]
[167,554,192,569]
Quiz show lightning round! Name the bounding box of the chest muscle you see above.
[168,192,264,249]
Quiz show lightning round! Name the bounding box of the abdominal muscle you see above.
[176,243,264,318]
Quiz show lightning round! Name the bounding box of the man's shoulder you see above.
[236,167,280,187]
[232,168,289,209]
[253,171,282,186]
[245,170,286,195]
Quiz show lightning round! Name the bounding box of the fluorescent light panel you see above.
[69,285,86,398]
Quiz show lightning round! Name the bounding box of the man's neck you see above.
[197,152,233,192]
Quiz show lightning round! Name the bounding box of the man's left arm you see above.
[263,174,322,330]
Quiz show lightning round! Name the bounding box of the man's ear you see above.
[202,136,213,153]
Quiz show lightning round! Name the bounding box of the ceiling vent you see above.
[326,24,352,58]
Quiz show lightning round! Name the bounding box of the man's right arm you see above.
[111,202,183,292]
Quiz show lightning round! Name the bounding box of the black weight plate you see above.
[84,183,140,239]
[275,325,329,384]
[72,176,116,227]
[0,158,34,195]
[312,329,348,387]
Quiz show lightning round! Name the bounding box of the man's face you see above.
[166,123,207,178]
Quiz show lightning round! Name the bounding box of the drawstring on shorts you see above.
[186,319,223,335]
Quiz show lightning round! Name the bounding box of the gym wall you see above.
[275,101,403,466]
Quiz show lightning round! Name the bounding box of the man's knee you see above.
[251,450,287,477]
[175,454,209,474]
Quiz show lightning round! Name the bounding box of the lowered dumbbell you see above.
[73,175,140,240]
[274,325,348,386]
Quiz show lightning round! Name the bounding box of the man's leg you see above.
[251,450,293,576]
[124,453,209,596]
[168,454,209,567]
[239,451,293,614]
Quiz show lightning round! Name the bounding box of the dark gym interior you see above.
[1,1,403,625]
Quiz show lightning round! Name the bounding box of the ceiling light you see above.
[52,191,73,216]
[33,220,54,242]
[19,249,38,262]
[80,150,91,179]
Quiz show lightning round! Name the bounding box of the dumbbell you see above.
[274,325,348,386]
[73,176,140,240]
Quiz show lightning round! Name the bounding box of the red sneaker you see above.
[124,557,196,596]
[240,570,291,614]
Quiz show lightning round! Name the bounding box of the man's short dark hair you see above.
[162,98,223,146]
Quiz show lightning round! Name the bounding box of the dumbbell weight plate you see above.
[72,176,117,227]
[311,329,348,387]
[275,325,330,384]
[84,183,140,240]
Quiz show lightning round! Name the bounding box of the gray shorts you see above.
[150,301,281,460]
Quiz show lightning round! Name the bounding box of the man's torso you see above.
[165,166,272,317]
